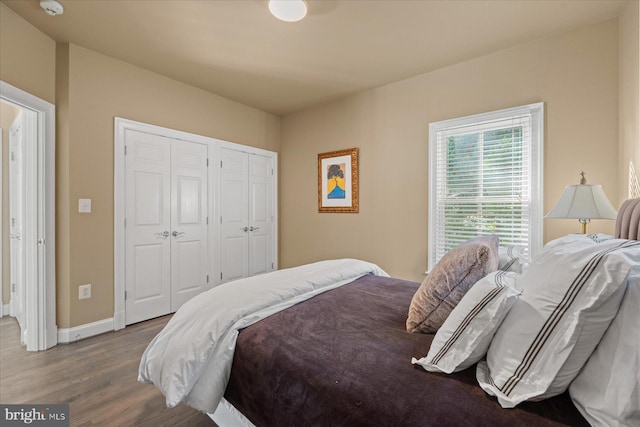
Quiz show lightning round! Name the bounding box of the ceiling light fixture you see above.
[268,0,307,22]
[40,0,64,16]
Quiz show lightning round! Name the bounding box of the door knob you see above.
[172,231,186,237]
[242,227,249,232]
[249,226,260,232]
[155,231,169,239]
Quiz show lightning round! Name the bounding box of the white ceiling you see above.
[2,0,627,115]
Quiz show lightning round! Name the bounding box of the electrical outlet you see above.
[79,284,91,300]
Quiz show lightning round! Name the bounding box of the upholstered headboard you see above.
[615,198,640,241]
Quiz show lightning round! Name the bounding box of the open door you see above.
[8,113,26,340]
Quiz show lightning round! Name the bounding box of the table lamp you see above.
[545,172,617,234]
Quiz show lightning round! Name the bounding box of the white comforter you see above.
[138,258,388,413]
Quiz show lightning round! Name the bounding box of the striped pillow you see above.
[498,245,527,273]
[477,235,640,408]
[412,270,520,374]
[569,266,640,426]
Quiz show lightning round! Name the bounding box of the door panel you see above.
[173,239,204,303]
[134,173,164,225]
[177,177,201,224]
[225,181,246,223]
[220,148,249,282]
[170,139,208,311]
[248,154,273,276]
[249,234,269,275]
[125,130,171,325]
[133,244,166,299]
[221,236,246,281]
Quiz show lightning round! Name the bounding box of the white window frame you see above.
[428,103,544,271]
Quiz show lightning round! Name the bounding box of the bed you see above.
[139,198,640,427]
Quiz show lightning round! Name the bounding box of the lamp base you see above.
[579,218,590,234]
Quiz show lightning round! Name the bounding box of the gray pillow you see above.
[407,235,499,333]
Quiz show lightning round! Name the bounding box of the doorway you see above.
[0,81,56,351]
[5,106,27,339]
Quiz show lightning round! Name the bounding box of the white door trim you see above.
[0,81,56,350]
[114,117,278,330]
[0,128,3,318]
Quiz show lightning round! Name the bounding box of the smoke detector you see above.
[40,0,64,16]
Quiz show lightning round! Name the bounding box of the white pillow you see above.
[498,245,528,273]
[476,236,640,408]
[569,266,640,427]
[412,270,520,374]
[586,233,615,243]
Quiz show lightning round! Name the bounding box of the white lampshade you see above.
[268,0,307,22]
[546,179,617,234]
[546,184,617,220]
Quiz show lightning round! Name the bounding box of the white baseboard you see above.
[57,317,114,343]
[113,310,125,331]
[1,303,9,317]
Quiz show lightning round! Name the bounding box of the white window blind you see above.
[428,103,543,270]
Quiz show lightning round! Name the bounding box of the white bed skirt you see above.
[210,398,256,427]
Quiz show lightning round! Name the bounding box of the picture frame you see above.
[318,148,359,213]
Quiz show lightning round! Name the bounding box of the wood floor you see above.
[0,315,215,426]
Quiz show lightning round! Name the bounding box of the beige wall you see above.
[280,20,620,282]
[0,3,56,104]
[1,0,633,328]
[619,0,640,202]
[0,101,20,306]
[58,43,280,327]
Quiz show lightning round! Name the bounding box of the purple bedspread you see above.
[224,275,588,426]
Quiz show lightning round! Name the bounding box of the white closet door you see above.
[220,148,249,282]
[248,154,273,276]
[125,130,171,325]
[9,117,26,332]
[170,139,209,311]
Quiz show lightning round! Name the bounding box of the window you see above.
[428,103,543,270]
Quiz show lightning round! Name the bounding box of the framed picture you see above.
[318,148,359,213]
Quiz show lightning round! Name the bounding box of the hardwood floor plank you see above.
[0,315,214,426]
